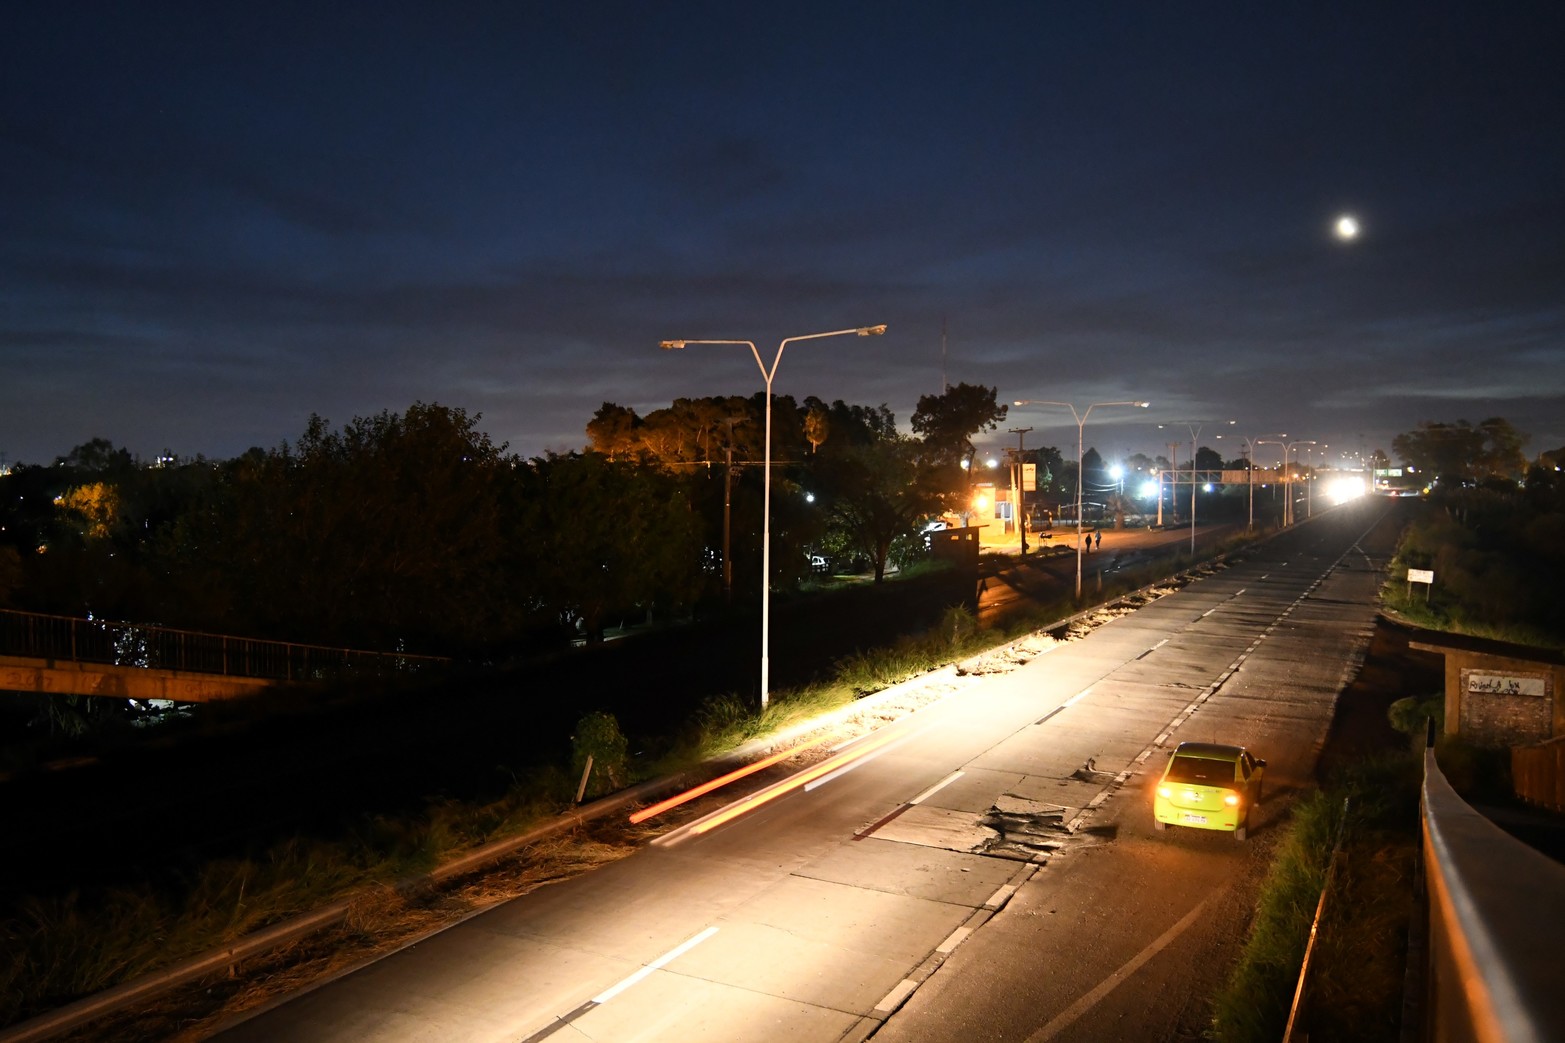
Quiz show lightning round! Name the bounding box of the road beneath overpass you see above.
[213,498,1396,1043]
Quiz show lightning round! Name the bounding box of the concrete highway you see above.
[214,497,1394,1042]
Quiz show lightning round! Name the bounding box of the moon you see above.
[1334,214,1360,241]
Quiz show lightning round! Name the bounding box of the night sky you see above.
[4,2,1563,470]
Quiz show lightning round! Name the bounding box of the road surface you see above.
[214,498,1394,1042]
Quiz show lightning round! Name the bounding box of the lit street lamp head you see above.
[659,340,686,350]
[857,324,888,336]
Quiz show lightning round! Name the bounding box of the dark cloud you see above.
[2,3,1562,468]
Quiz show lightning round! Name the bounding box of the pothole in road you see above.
[975,794,1076,862]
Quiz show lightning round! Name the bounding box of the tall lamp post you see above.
[662,324,887,710]
[1257,437,1287,525]
[1014,399,1149,599]
[1288,440,1318,523]
[1220,432,1286,531]
[1160,420,1235,554]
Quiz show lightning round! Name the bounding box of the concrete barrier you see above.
[1421,749,1565,1042]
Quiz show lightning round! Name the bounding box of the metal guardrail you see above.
[1512,736,1565,813]
[1283,797,1350,1042]
[1421,747,1565,1042]
[0,608,448,683]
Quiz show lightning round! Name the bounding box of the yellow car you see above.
[1153,742,1266,841]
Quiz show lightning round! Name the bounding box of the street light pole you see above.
[662,324,887,710]
[1161,420,1235,554]
[1257,437,1287,526]
[1014,399,1149,599]
[1286,440,1318,525]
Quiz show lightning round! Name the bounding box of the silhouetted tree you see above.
[517,451,702,642]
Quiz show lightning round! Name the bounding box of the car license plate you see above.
[1181,813,1207,824]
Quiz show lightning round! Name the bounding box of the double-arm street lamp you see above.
[1160,420,1235,554]
[1013,399,1149,599]
[1219,432,1286,531]
[661,324,887,710]
[1285,440,1318,525]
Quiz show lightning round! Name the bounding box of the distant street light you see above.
[1013,399,1149,598]
[661,324,886,711]
[1160,420,1235,554]
[1288,440,1319,523]
[1219,432,1286,531]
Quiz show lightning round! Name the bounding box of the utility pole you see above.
[721,416,744,606]
[1009,426,1032,554]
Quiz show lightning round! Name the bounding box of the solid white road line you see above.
[590,927,719,1005]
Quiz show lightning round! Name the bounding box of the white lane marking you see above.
[591,927,719,1004]
[1202,607,1217,617]
[1024,892,1222,1042]
[985,883,1018,909]
[937,926,972,953]
[803,734,911,791]
[909,770,964,805]
[1064,686,1092,706]
[875,977,919,1014]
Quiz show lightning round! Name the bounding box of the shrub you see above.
[571,711,628,798]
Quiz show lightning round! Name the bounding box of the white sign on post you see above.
[1407,568,1434,603]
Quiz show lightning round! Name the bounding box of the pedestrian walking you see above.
[1095,530,1102,550]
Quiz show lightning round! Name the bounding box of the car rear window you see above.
[1165,755,1236,785]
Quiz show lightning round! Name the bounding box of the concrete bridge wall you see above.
[0,655,274,703]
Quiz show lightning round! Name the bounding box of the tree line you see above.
[0,387,1006,655]
[3,404,1551,658]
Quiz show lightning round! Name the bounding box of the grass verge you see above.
[1208,753,1422,1043]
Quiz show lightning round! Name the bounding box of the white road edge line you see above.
[937,926,972,953]
[803,735,912,792]
[985,883,1018,909]
[909,771,964,805]
[591,927,719,1005]
[875,978,920,1014]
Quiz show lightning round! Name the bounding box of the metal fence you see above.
[0,608,449,683]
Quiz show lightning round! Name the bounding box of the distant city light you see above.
[1327,475,1366,504]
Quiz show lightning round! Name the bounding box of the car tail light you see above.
[1158,786,1173,798]
[1223,791,1241,807]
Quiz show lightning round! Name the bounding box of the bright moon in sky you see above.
[1334,214,1360,241]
